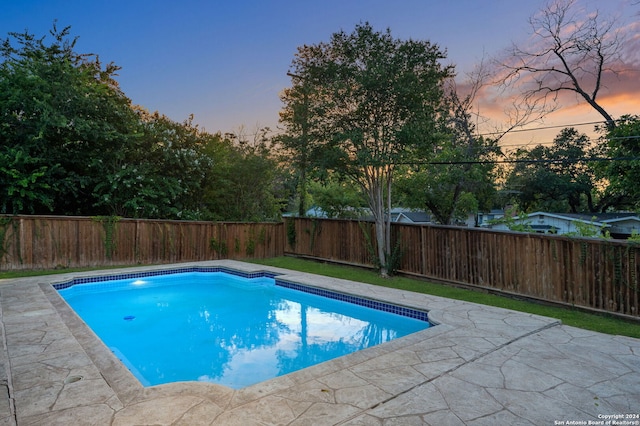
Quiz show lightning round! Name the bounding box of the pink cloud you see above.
[467,0,640,144]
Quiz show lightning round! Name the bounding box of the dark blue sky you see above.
[2,0,636,139]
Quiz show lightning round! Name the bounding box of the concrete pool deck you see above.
[0,260,638,425]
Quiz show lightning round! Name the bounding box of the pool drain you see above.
[64,375,83,384]
[123,315,135,321]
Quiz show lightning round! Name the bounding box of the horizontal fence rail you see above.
[284,218,640,318]
[0,215,283,270]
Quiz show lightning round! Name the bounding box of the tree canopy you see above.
[280,23,453,275]
[0,24,136,214]
[592,115,640,211]
[0,24,284,221]
[501,118,640,215]
[504,128,596,213]
[396,74,502,225]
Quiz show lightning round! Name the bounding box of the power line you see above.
[498,134,639,148]
[478,119,615,137]
[397,156,640,166]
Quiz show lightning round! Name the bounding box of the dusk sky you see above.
[2,0,639,148]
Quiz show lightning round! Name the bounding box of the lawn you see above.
[249,256,640,339]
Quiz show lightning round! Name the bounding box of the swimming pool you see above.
[56,267,431,389]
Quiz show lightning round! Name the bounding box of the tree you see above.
[0,148,52,214]
[278,75,317,217]
[201,127,283,221]
[0,23,137,214]
[307,178,366,219]
[282,23,452,276]
[397,71,502,225]
[93,110,213,219]
[504,128,597,212]
[592,115,640,210]
[1,24,284,221]
[397,153,497,225]
[499,0,624,128]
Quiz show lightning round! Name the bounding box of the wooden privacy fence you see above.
[0,215,283,270]
[285,218,640,318]
[1,215,638,318]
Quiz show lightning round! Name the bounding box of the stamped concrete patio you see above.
[0,260,638,425]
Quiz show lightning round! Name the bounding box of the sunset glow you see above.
[2,0,638,141]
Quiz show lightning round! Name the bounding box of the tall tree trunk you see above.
[374,180,388,277]
[384,169,393,274]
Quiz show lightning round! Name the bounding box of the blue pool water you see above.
[58,269,430,389]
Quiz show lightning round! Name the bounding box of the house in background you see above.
[291,207,639,238]
[357,208,432,224]
[475,209,505,228]
[304,206,329,218]
[490,211,640,239]
[297,207,432,224]
[391,208,431,224]
[578,213,640,239]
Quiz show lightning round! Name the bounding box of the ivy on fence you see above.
[92,216,121,260]
[0,217,16,262]
[286,218,296,248]
[209,237,228,257]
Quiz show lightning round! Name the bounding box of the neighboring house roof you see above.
[598,214,640,227]
[508,211,640,238]
[305,207,328,218]
[363,209,431,224]
[557,212,640,223]
[528,212,598,224]
[527,211,606,226]
[527,211,640,225]
[396,211,431,223]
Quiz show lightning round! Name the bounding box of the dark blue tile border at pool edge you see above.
[53,266,430,324]
[51,266,279,290]
[276,279,430,323]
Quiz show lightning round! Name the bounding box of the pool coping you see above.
[2,260,638,425]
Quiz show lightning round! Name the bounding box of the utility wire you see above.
[478,119,610,137]
[397,156,640,166]
[499,134,639,148]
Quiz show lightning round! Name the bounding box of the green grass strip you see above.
[249,257,640,339]
[0,265,139,280]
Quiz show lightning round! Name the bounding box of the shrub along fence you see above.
[285,218,640,318]
[0,215,283,270]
